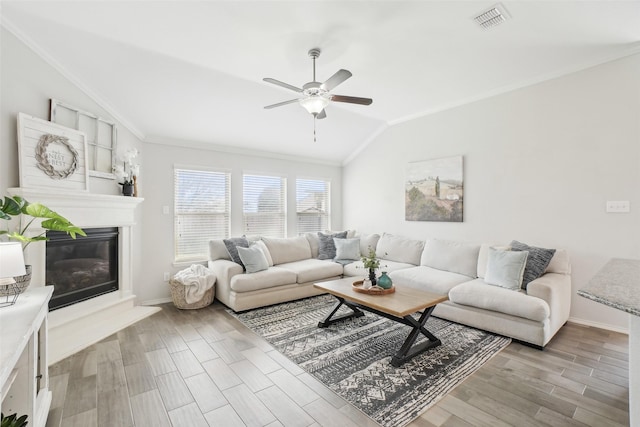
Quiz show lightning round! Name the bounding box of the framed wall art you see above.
[405,155,463,222]
[17,112,90,191]
[50,99,117,179]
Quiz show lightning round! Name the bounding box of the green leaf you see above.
[40,219,86,237]
[1,196,22,216]
[23,203,59,219]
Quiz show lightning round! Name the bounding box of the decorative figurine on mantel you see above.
[113,148,140,197]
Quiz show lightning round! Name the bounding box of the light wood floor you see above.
[45,301,629,427]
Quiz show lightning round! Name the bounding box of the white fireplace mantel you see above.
[8,187,160,364]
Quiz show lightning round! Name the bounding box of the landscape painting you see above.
[405,156,463,222]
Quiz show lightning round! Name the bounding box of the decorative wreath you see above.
[35,134,79,179]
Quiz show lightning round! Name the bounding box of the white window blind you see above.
[174,168,230,262]
[296,178,330,234]
[243,174,286,237]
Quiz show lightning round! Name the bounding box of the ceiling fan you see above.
[263,48,373,120]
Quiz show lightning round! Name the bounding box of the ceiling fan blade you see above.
[316,109,327,120]
[331,95,373,105]
[320,69,352,91]
[263,78,303,93]
[264,99,299,109]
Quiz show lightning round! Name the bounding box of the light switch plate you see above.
[606,201,630,213]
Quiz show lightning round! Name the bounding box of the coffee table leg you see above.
[391,306,441,367]
[318,297,365,328]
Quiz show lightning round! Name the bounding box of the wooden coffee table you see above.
[314,277,448,367]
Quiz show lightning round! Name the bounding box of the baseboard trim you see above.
[568,316,629,335]
[141,297,173,306]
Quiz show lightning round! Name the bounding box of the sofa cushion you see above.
[278,259,344,283]
[304,233,320,258]
[237,245,269,274]
[209,239,231,261]
[448,279,550,322]
[510,240,556,289]
[334,238,361,261]
[484,248,528,290]
[223,237,249,270]
[317,231,347,260]
[358,233,381,256]
[376,233,424,265]
[263,236,312,265]
[421,239,480,278]
[230,267,297,293]
[545,248,571,274]
[343,259,416,277]
[389,266,472,295]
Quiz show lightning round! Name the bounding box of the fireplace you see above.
[8,186,160,365]
[46,227,119,310]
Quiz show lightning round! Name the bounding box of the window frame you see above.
[242,172,287,238]
[174,166,231,263]
[50,99,117,179]
[295,177,331,235]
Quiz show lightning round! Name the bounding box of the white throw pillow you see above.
[251,240,274,267]
[334,238,361,261]
[484,247,528,290]
[237,245,269,274]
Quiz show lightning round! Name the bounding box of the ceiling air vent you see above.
[473,3,510,30]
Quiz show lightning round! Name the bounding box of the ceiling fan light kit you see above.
[263,48,373,140]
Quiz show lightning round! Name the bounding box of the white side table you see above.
[0,286,53,427]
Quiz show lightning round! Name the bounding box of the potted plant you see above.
[1,412,28,427]
[360,246,386,287]
[0,195,85,291]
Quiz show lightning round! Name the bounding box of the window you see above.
[50,99,117,179]
[243,174,286,237]
[296,178,330,234]
[174,168,230,262]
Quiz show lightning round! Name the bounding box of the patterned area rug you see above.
[232,294,511,427]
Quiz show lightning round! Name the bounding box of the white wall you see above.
[343,54,640,331]
[137,141,342,304]
[0,27,146,295]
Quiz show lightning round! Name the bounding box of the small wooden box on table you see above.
[314,277,448,367]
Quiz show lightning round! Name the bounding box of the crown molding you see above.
[342,123,389,166]
[1,16,146,141]
[144,135,343,167]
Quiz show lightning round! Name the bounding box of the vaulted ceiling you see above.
[2,1,639,165]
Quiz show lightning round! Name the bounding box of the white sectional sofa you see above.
[208,232,571,348]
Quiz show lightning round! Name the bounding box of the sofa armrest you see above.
[527,272,571,330]
[208,260,243,306]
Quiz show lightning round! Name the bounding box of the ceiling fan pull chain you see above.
[313,116,317,143]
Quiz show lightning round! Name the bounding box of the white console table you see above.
[0,286,53,427]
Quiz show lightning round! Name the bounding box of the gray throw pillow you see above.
[510,240,556,289]
[484,247,528,290]
[317,231,347,260]
[237,245,269,274]
[223,237,249,270]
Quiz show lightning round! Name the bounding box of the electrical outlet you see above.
[163,272,170,281]
[606,201,630,213]
[162,205,170,215]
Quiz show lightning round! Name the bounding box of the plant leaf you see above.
[24,203,59,219]
[1,196,22,216]
[40,219,86,237]
[5,232,47,243]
